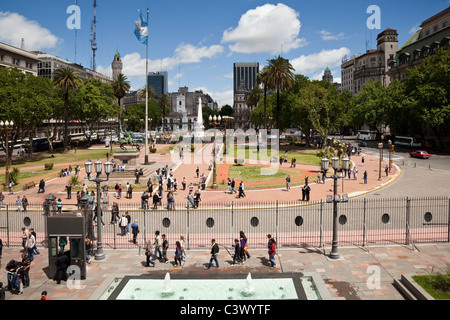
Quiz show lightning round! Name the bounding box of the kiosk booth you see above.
[46,211,87,280]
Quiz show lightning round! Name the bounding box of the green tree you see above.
[404,48,450,146]
[158,94,171,132]
[53,67,81,152]
[257,66,273,129]
[265,56,295,134]
[111,73,130,129]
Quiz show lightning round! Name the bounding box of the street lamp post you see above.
[84,158,113,260]
[321,156,350,260]
[378,135,384,181]
[0,121,14,189]
[209,114,221,189]
[108,118,115,157]
[388,139,392,173]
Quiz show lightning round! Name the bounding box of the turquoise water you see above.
[115,278,299,300]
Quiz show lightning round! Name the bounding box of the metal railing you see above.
[0,196,449,250]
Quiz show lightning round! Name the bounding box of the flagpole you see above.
[144,7,149,165]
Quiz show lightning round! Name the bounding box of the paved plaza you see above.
[1,142,449,302]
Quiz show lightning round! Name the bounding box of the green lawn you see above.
[226,145,321,166]
[413,274,450,300]
[213,164,307,190]
[0,148,112,170]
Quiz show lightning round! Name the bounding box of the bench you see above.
[23,181,36,190]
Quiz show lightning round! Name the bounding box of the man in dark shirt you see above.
[54,253,69,284]
[205,239,220,269]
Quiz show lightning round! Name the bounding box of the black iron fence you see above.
[0,196,449,250]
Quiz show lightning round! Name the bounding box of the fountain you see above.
[103,272,323,300]
[242,273,255,297]
[161,273,174,297]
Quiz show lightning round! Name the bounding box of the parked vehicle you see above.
[409,150,431,159]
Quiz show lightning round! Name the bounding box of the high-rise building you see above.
[111,50,123,80]
[233,62,259,111]
[148,71,168,99]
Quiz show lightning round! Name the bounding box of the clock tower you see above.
[111,50,123,80]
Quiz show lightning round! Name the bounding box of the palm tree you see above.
[158,94,171,133]
[256,66,272,129]
[111,73,130,132]
[265,56,295,134]
[246,85,263,129]
[53,67,81,152]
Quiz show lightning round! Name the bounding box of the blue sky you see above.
[1,1,449,107]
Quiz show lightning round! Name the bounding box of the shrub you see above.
[150,148,157,153]
[10,167,20,184]
[44,163,54,170]
[69,175,80,187]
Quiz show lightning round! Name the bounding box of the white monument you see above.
[194,97,205,139]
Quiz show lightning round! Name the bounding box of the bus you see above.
[357,130,377,141]
[394,136,421,148]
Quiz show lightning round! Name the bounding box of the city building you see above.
[0,41,39,75]
[340,28,398,94]
[166,86,217,131]
[322,67,342,92]
[388,7,450,81]
[111,50,123,80]
[33,51,112,83]
[148,71,168,99]
[233,62,259,111]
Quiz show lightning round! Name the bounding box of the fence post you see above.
[362,198,367,247]
[6,204,10,247]
[319,199,323,248]
[405,197,411,245]
[187,201,190,250]
[448,198,450,243]
[231,201,234,247]
[276,200,279,247]
[143,209,147,246]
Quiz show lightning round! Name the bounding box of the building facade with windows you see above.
[233,62,259,111]
[148,71,168,99]
[388,7,450,81]
[340,29,398,94]
[0,41,39,75]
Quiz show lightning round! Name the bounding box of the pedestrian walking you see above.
[240,231,251,259]
[363,170,368,184]
[85,235,92,264]
[26,230,36,262]
[353,166,358,180]
[38,179,45,193]
[153,231,162,260]
[21,252,31,288]
[180,235,186,260]
[302,183,311,201]
[385,165,389,177]
[56,198,63,214]
[361,156,365,166]
[145,240,155,267]
[66,183,72,199]
[9,181,14,194]
[231,239,243,266]
[110,202,119,224]
[161,234,169,263]
[22,196,28,212]
[40,291,50,300]
[54,252,69,284]
[21,227,29,251]
[231,178,237,194]
[196,166,199,178]
[286,175,291,191]
[317,171,321,184]
[182,177,187,191]
[15,196,21,211]
[119,214,128,236]
[204,238,219,269]
[29,228,40,255]
[226,178,231,194]
[152,192,159,209]
[131,220,139,244]
[174,241,182,266]
[267,234,277,267]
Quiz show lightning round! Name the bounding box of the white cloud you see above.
[317,30,347,41]
[409,24,420,34]
[221,3,307,54]
[291,47,350,75]
[194,86,233,107]
[0,11,61,50]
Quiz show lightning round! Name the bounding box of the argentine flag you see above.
[134,9,148,45]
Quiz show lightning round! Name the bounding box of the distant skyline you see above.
[0,1,449,106]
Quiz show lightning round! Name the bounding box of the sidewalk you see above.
[1,243,448,300]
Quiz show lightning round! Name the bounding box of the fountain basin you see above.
[99,273,324,300]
